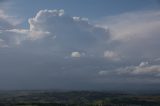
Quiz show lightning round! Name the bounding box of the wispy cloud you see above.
[98,10,160,61]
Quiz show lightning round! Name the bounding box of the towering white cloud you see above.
[26,9,109,56]
[0,9,109,52]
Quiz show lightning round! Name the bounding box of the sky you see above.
[0,0,160,91]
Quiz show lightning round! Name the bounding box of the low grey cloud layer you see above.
[99,62,160,77]
[0,9,160,90]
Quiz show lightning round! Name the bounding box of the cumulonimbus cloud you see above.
[0,9,110,54]
[0,9,160,89]
[27,9,109,54]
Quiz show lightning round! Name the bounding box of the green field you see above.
[0,91,160,106]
